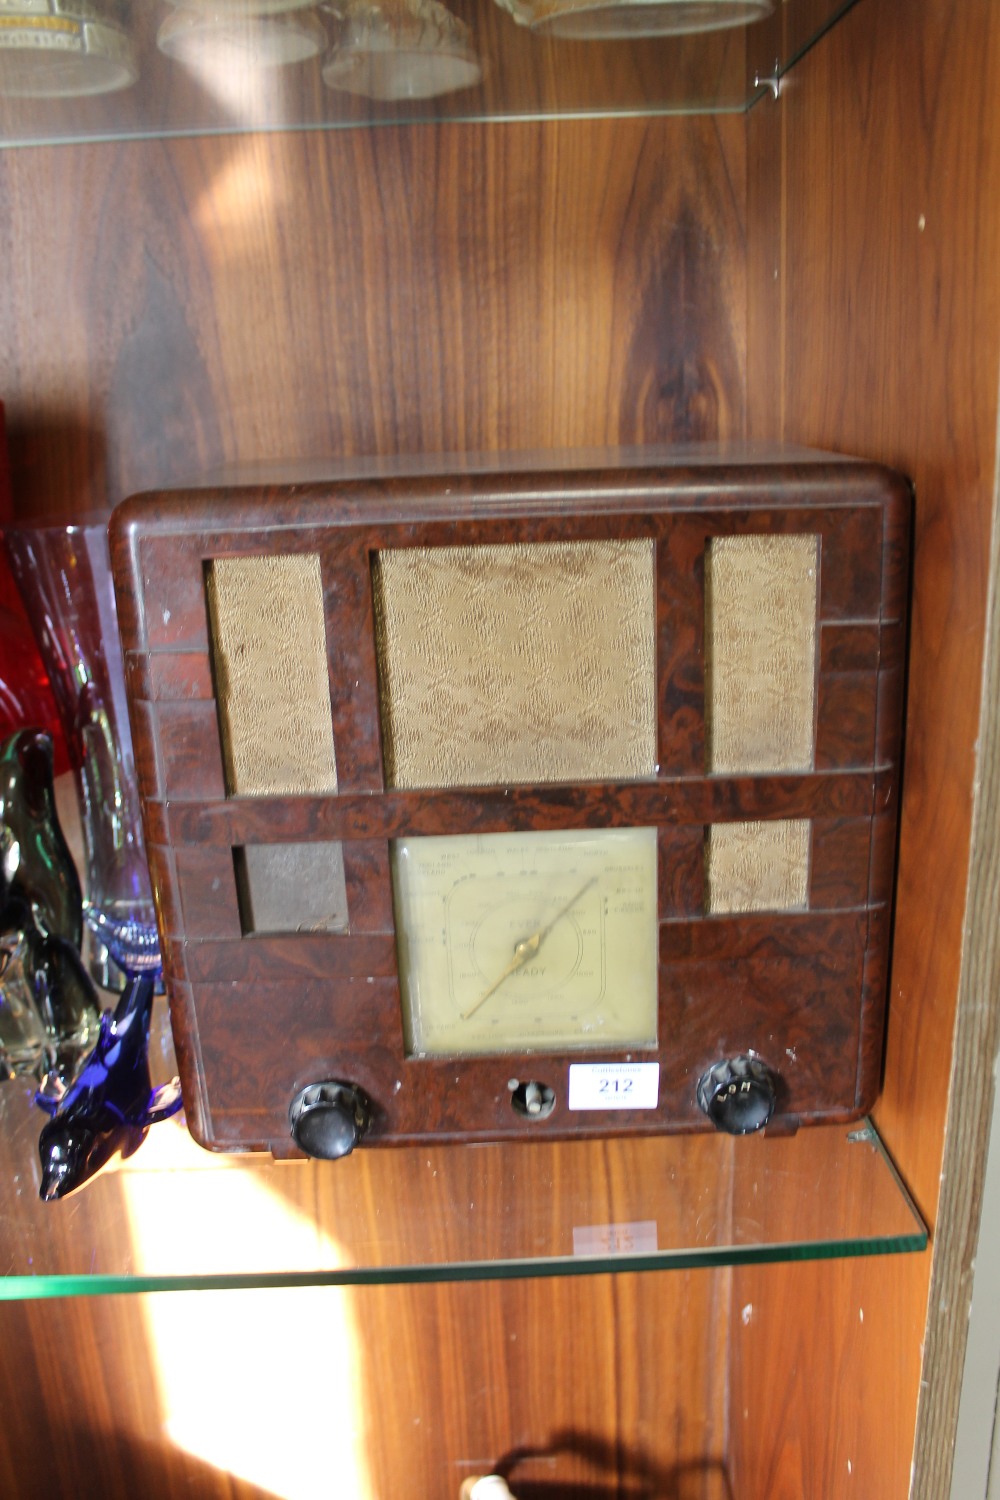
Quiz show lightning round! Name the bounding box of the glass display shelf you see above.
[0,1012,926,1299]
[0,0,858,148]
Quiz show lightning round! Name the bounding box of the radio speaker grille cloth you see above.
[705,534,818,775]
[706,819,811,914]
[372,540,657,789]
[206,554,338,797]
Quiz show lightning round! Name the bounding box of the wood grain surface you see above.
[913,322,1000,1500]
[0,1274,733,1500]
[735,1,1000,1496]
[0,111,749,1497]
[0,114,746,518]
[752,0,1000,1226]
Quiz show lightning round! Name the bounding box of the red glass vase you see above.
[3,516,154,988]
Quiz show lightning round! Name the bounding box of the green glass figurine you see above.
[0,729,82,948]
[1,730,96,1085]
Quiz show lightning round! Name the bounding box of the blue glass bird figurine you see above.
[36,914,182,1201]
[36,969,182,1200]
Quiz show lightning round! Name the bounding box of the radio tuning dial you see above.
[697,1056,776,1135]
[289,1081,371,1159]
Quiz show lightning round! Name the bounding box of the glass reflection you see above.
[157,4,328,71]
[494,0,771,39]
[322,0,481,101]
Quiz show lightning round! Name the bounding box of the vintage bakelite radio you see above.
[110,453,910,1158]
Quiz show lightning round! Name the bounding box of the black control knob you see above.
[697,1056,776,1135]
[289,1081,371,1159]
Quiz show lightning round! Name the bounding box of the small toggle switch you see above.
[509,1079,556,1120]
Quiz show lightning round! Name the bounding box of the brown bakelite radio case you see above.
[110,455,910,1159]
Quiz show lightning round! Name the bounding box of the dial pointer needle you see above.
[461,876,597,1021]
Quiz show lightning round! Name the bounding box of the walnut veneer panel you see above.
[737,1,1000,1497]
[0,114,746,518]
[729,1253,927,1500]
[0,1267,731,1500]
[748,0,1000,1225]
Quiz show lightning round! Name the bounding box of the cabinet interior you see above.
[1,0,999,1494]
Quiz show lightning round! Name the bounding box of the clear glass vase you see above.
[3,517,155,990]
